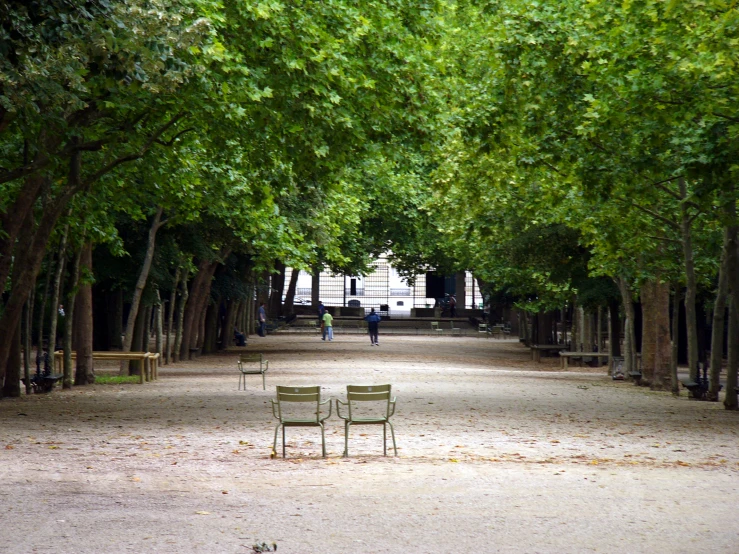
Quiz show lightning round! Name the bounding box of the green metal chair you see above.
[238,353,269,390]
[336,384,397,457]
[271,386,332,458]
[431,321,443,334]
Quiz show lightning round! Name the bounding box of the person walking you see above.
[365,308,381,346]
[449,294,457,317]
[258,302,267,337]
[322,309,334,342]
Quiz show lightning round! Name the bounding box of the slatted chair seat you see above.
[238,353,269,390]
[336,384,397,457]
[271,386,332,458]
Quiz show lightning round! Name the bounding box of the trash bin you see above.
[612,356,625,380]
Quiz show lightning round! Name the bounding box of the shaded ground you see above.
[1,334,738,553]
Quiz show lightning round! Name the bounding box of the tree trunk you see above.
[63,245,83,389]
[222,299,238,349]
[678,178,699,381]
[165,266,180,365]
[120,207,164,372]
[0,174,47,292]
[269,261,286,316]
[173,266,189,363]
[608,300,621,357]
[724,217,739,410]
[128,306,147,376]
[202,299,219,354]
[0,167,82,383]
[283,269,300,315]
[36,255,53,358]
[143,305,152,352]
[640,280,672,390]
[23,294,33,395]
[571,304,579,351]
[196,298,209,351]
[617,277,637,376]
[155,289,163,358]
[180,259,216,360]
[708,230,730,401]
[671,287,682,396]
[49,225,70,353]
[74,243,94,385]
[582,309,592,352]
[2,321,22,398]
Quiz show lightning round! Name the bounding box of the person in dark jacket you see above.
[365,308,382,346]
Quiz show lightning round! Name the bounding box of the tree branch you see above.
[82,113,187,186]
[687,211,703,226]
[619,199,680,230]
[154,127,195,147]
[714,112,739,123]
[645,234,681,245]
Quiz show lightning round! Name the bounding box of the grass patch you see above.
[94,375,140,385]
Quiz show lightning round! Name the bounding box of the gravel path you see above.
[1,334,737,553]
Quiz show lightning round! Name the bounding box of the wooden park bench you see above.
[681,365,721,400]
[530,345,565,362]
[238,353,269,390]
[336,384,397,457]
[270,386,332,458]
[559,352,610,370]
[53,351,160,384]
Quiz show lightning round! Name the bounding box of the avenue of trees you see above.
[1,1,738,410]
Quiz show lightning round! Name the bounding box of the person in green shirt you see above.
[322,311,334,341]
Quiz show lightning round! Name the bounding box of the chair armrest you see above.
[388,397,397,418]
[270,399,279,419]
[320,397,333,421]
[263,360,269,371]
[237,361,242,371]
[336,398,347,420]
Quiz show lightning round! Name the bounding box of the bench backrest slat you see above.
[347,384,391,394]
[348,391,390,402]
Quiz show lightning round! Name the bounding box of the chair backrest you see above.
[240,353,262,364]
[275,386,322,420]
[346,384,392,418]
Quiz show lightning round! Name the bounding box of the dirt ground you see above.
[1,333,738,553]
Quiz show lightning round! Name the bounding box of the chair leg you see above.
[343,422,350,457]
[383,423,387,456]
[388,421,397,456]
[320,423,326,458]
[282,425,286,458]
[238,373,243,390]
[273,424,281,456]
[261,371,266,390]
